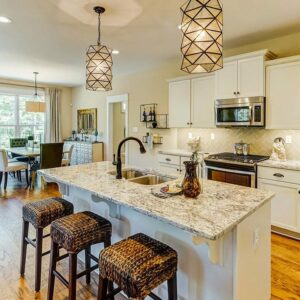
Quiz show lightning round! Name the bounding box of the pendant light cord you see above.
[97,12,101,45]
[34,73,37,96]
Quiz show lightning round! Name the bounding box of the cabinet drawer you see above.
[158,154,180,165]
[258,166,300,185]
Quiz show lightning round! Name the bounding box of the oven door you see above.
[205,166,256,188]
[215,104,251,126]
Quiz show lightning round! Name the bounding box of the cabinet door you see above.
[238,56,264,97]
[191,76,215,128]
[169,80,191,128]
[215,61,238,99]
[258,179,300,232]
[266,60,300,129]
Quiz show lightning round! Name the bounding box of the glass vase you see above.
[182,161,201,198]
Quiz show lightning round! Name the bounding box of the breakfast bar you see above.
[39,161,274,300]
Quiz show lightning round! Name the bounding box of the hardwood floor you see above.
[0,175,300,299]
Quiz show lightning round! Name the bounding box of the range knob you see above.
[244,159,248,163]
[249,160,254,164]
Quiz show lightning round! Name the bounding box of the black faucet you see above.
[116,137,146,179]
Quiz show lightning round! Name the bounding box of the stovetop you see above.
[205,152,269,165]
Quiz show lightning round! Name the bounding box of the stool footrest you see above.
[77,264,98,279]
[57,253,69,262]
[53,270,69,287]
[108,287,122,298]
[88,253,98,263]
[149,292,162,300]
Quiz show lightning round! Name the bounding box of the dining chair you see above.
[62,144,74,166]
[9,138,35,163]
[30,143,64,189]
[0,149,29,189]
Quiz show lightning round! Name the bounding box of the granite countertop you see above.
[258,159,300,171]
[39,162,274,241]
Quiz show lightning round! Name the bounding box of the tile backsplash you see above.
[177,128,300,160]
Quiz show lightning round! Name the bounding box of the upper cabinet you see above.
[169,75,215,128]
[169,80,191,128]
[266,57,300,129]
[215,50,274,99]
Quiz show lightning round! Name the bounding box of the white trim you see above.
[106,94,129,164]
[265,54,300,66]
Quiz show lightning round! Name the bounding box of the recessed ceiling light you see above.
[0,16,12,24]
[178,24,182,30]
[112,50,119,55]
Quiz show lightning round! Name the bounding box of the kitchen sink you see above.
[108,169,147,179]
[128,175,175,185]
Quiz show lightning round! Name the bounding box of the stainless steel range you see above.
[204,152,269,188]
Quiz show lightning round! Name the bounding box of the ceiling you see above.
[1,0,300,87]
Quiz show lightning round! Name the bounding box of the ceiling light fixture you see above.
[0,16,12,23]
[25,72,46,113]
[86,6,113,91]
[180,0,223,73]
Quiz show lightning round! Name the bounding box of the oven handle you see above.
[205,165,256,176]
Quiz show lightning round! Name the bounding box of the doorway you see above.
[106,94,129,164]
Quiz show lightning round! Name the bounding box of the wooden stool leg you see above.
[0,171,3,185]
[35,228,43,292]
[69,253,77,300]
[104,238,114,299]
[97,275,108,300]
[85,245,91,284]
[47,240,59,300]
[25,169,29,185]
[167,274,177,300]
[20,220,29,276]
[4,172,8,190]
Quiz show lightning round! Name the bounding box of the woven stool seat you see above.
[22,197,74,229]
[51,211,112,253]
[99,233,178,299]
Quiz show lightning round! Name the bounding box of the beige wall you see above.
[0,78,72,140]
[72,60,180,169]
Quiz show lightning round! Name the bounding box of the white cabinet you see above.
[266,58,300,129]
[258,166,300,235]
[215,61,238,99]
[169,80,190,128]
[191,76,215,128]
[169,75,215,128]
[215,53,266,99]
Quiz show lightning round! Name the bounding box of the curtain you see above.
[45,88,62,142]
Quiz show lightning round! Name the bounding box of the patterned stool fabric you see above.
[99,233,178,299]
[23,197,74,229]
[51,211,112,253]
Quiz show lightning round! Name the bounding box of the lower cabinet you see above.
[258,166,300,234]
[64,141,104,165]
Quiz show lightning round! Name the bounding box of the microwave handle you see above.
[249,106,253,122]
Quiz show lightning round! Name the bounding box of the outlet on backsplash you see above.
[286,135,292,144]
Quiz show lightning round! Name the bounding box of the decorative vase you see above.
[182,161,201,198]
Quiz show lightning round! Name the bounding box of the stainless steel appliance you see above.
[204,152,269,188]
[215,97,265,127]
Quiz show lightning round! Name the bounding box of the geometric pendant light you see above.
[25,72,46,113]
[180,0,223,73]
[86,6,113,91]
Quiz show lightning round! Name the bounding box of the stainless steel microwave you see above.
[215,97,265,127]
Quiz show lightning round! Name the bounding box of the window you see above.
[0,88,45,148]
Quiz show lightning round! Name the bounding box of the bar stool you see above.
[48,211,112,300]
[20,197,74,292]
[98,233,178,300]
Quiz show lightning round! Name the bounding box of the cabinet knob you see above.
[298,190,300,195]
[273,173,284,178]
[165,158,171,162]
[237,91,240,95]
[187,122,190,125]
[234,92,237,95]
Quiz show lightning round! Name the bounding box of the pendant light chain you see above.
[34,72,37,96]
[97,12,101,46]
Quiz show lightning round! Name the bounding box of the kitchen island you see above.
[39,161,274,300]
